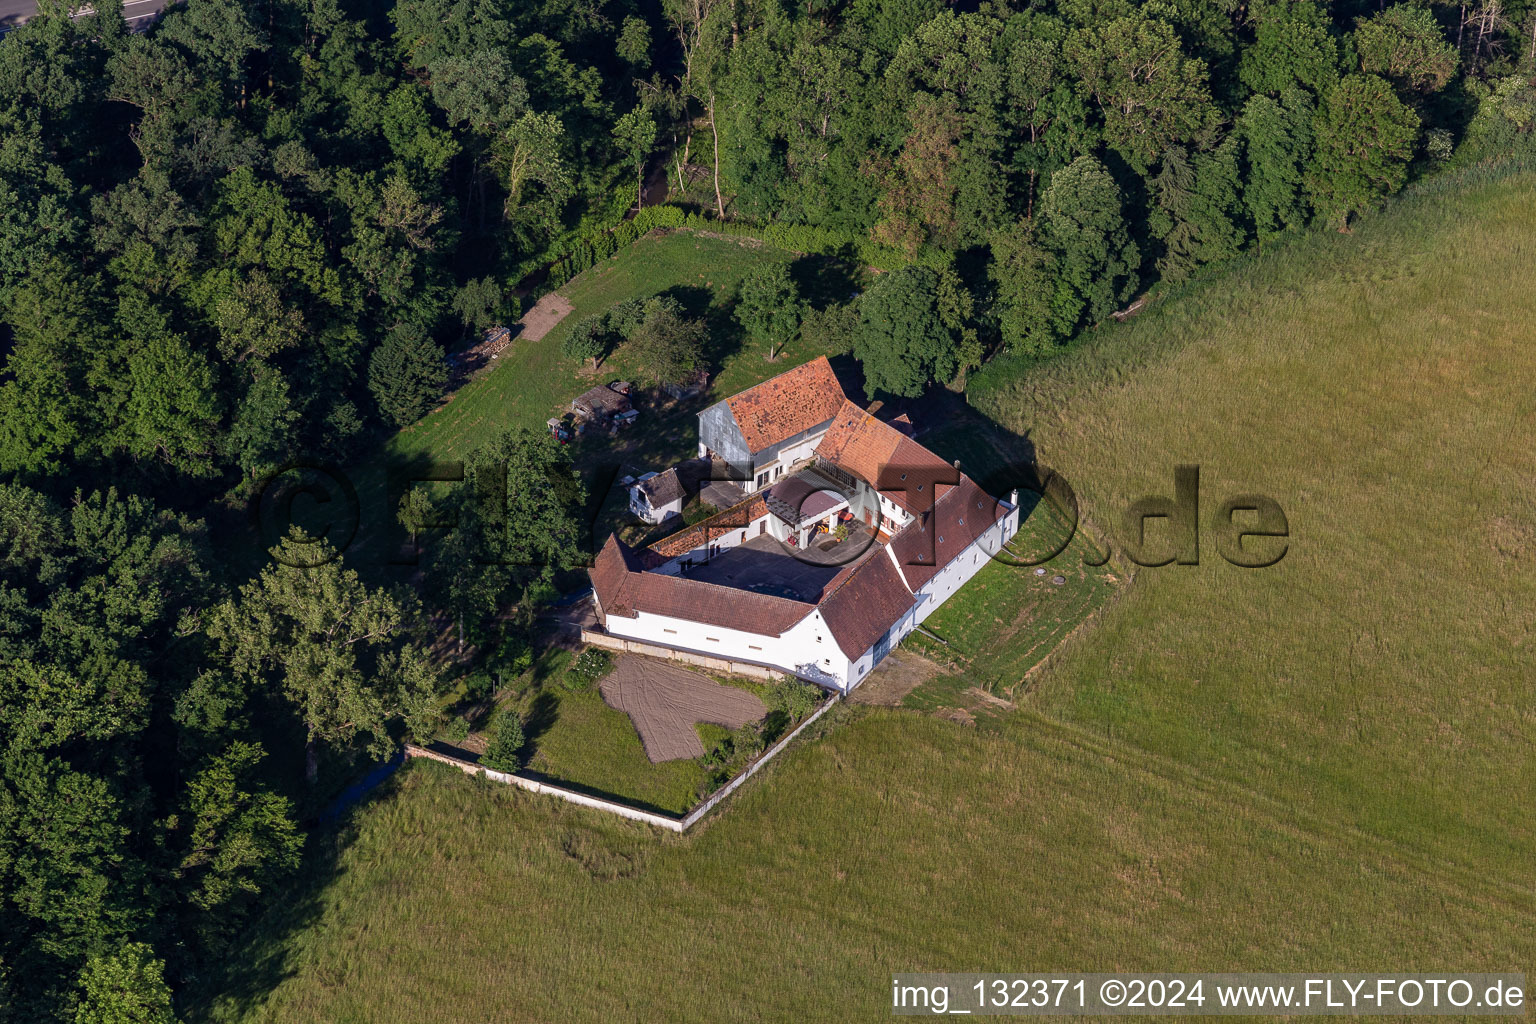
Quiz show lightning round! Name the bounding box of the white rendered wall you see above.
[653,514,773,573]
[600,604,854,690]
[749,430,830,489]
[615,499,1019,693]
[908,502,1020,627]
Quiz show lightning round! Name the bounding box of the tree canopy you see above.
[0,0,1515,1010]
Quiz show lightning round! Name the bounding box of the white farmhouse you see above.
[589,359,1020,693]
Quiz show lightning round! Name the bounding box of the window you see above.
[757,472,769,487]
[706,637,720,643]
[816,635,823,643]
[664,628,677,635]
[748,645,762,651]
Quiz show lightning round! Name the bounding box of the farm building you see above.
[697,355,847,493]
[590,360,1020,692]
[571,383,632,424]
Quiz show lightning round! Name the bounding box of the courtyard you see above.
[680,529,879,602]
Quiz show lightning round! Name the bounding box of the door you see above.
[873,627,893,665]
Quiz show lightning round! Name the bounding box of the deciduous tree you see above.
[854,266,962,398]
[204,531,439,783]
[1038,155,1140,336]
[1307,74,1421,230]
[735,263,803,360]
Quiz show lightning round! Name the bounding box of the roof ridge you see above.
[819,545,911,603]
[723,354,834,407]
[645,569,817,608]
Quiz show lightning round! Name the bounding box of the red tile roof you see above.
[647,493,770,559]
[590,535,813,636]
[589,394,1019,666]
[814,401,958,513]
[817,551,916,659]
[725,356,846,453]
[888,476,1011,591]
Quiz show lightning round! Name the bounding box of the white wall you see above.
[748,430,830,491]
[601,604,855,690]
[613,497,1020,694]
[909,502,1021,627]
[653,513,774,573]
[630,491,684,524]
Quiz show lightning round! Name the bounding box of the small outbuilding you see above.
[629,456,714,524]
[571,383,633,424]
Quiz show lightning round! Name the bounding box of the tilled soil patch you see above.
[599,655,767,762]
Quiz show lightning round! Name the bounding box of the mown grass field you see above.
[200,166,1536,1023]
[902,497,1121,695]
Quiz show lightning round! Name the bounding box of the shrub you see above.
[768,678,821,722]
[564,648,612,690]
[494,635,535,678]
[482,714,525,771]
[633,204,684,231]
[446,715,471,742]
[700,723,766,785]
[463,672,494,701]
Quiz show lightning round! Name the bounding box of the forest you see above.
[1,0,1535,1017]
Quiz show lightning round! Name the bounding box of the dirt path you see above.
[848,648,945,706]
[516,292,574,343]
[599,655,766,762]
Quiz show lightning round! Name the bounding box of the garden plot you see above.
[599,656,767,762]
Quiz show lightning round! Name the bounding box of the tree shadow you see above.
[182,772,387,1021]
[789,252,862,309]
[522,689,561,747]
[659,282,744,372]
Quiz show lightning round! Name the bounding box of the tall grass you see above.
[973,163,1536,875]
[198,169,1536,1024]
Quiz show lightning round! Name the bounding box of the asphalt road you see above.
[0,0,168,34]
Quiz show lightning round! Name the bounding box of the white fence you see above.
[404,693,840,832]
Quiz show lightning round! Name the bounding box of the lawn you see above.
[902,496,1121,695]
[902,407,1123,698]
[437,650,808,817]
[520,684,715,816]
[198,163,1536,1022]
[336,229,853,577]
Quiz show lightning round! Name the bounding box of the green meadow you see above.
[199,165,1536,1023]
[338,229,820,573]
